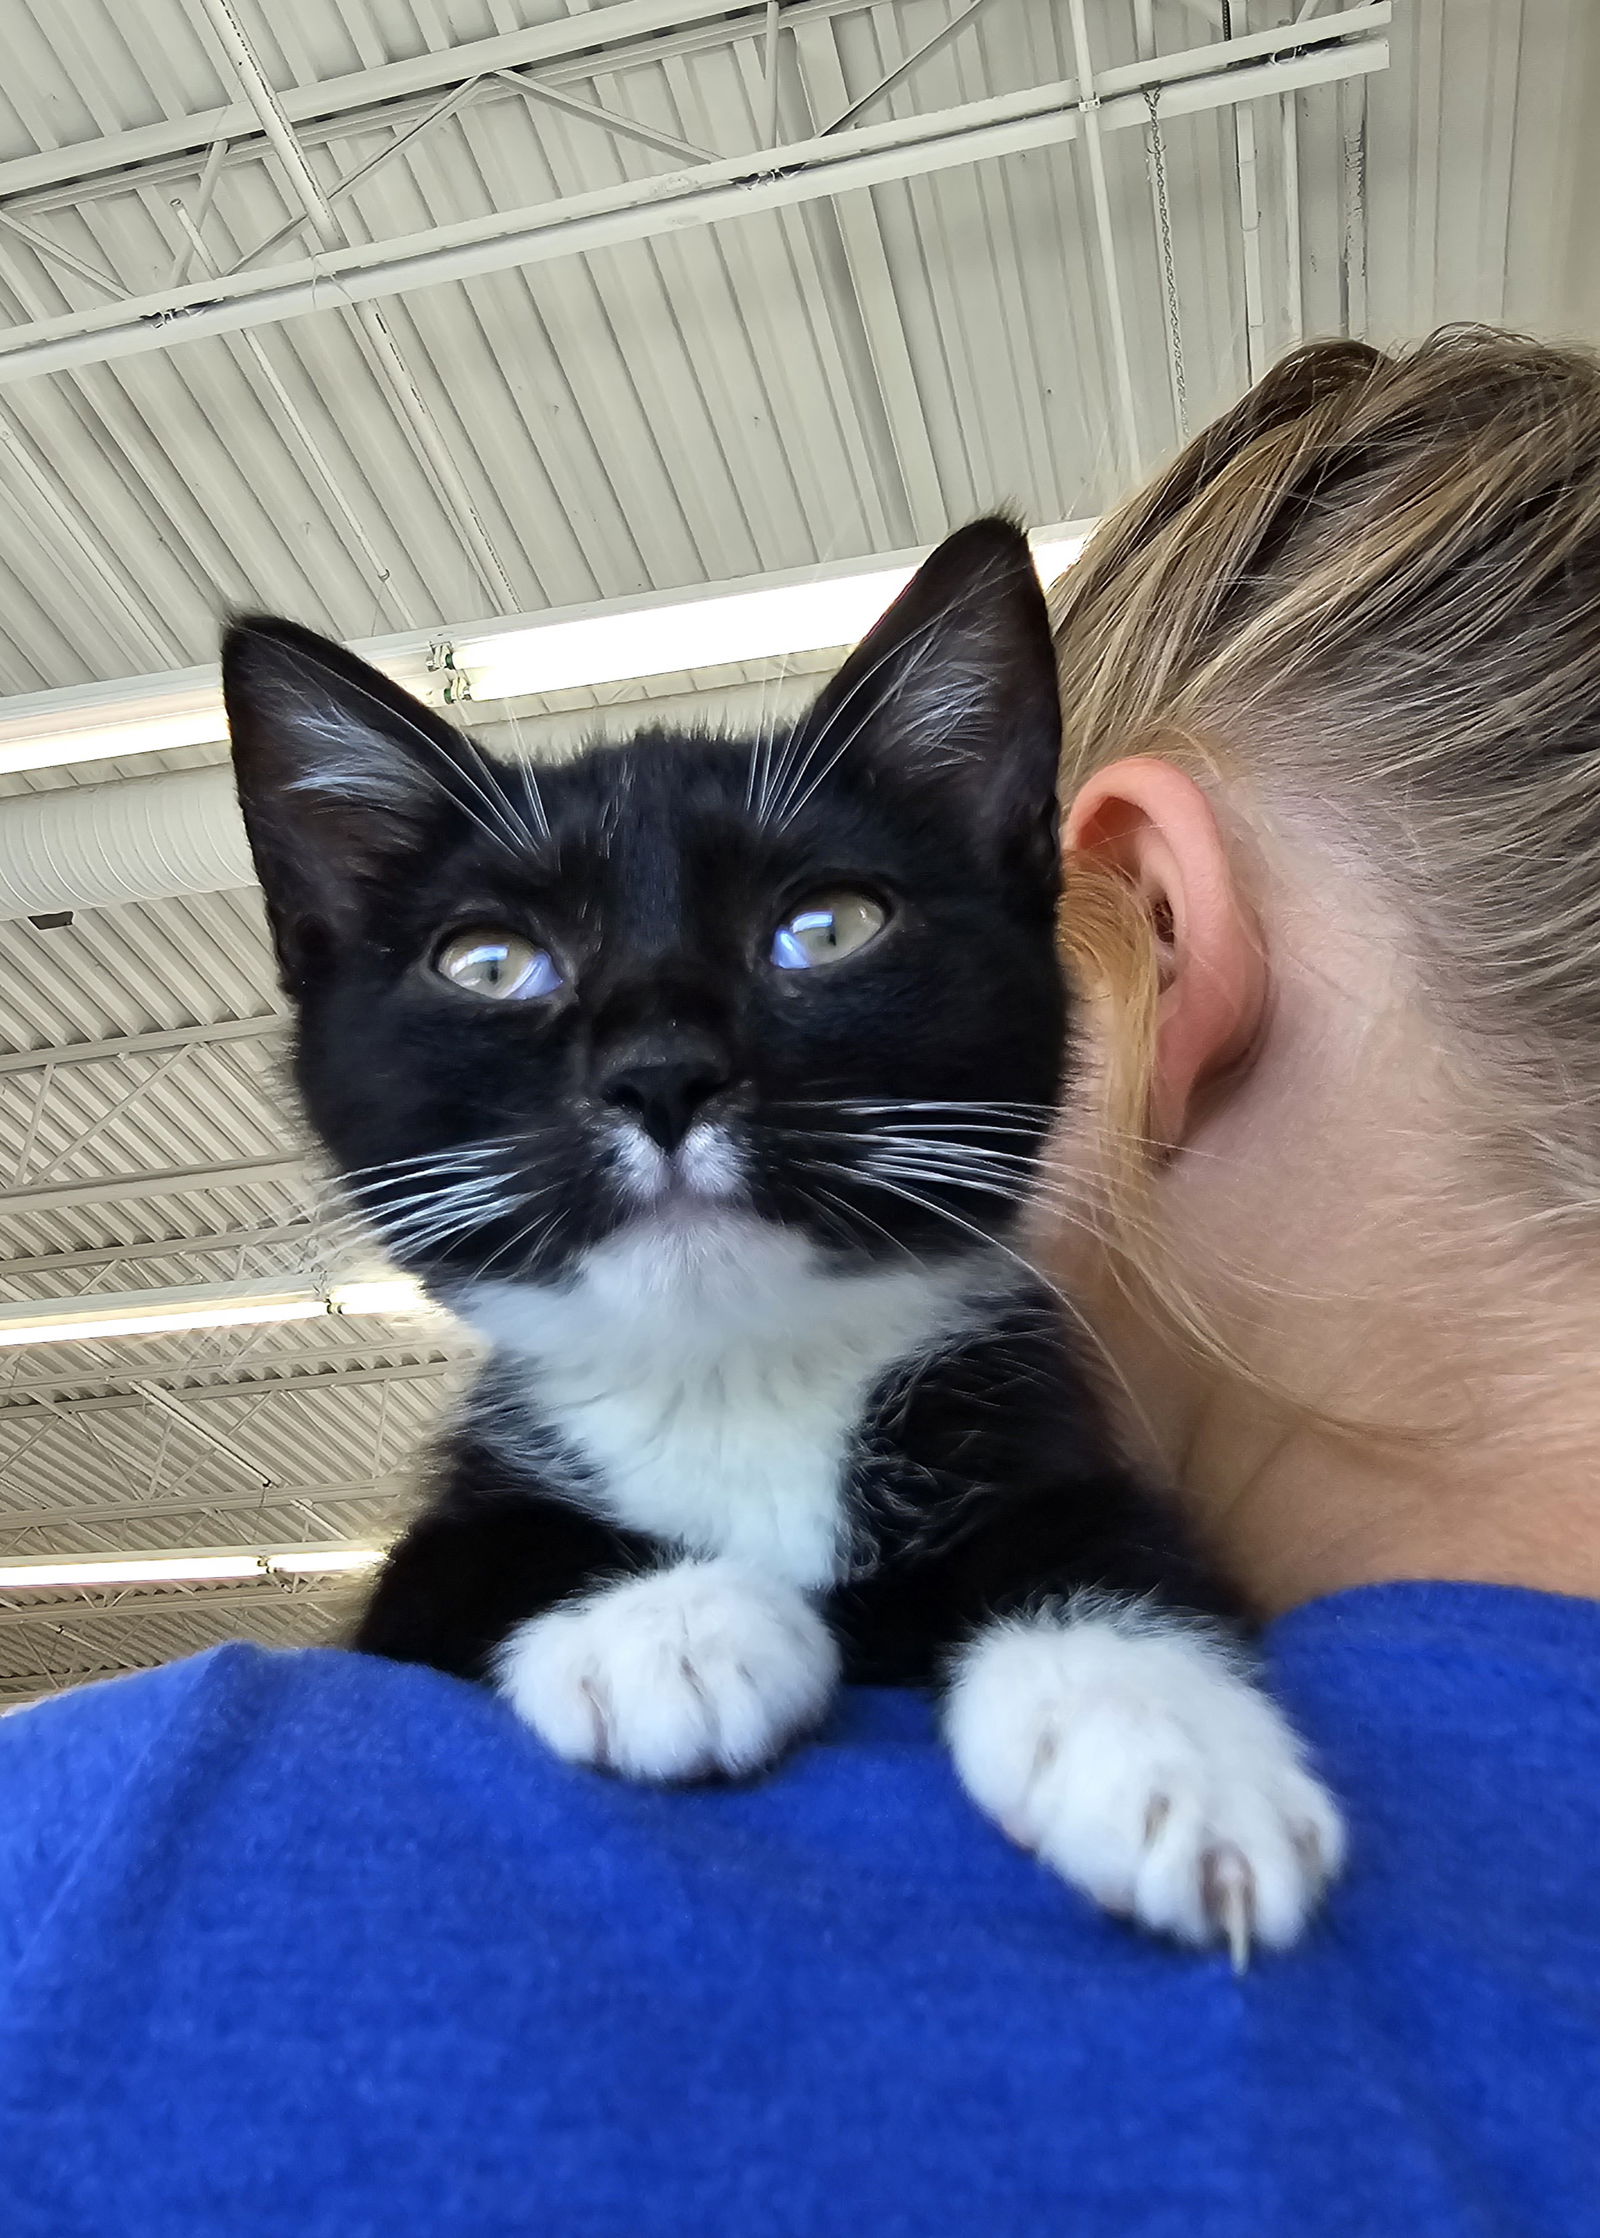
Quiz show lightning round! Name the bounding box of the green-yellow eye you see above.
[433,929,562,1001]
[770,892,888,970]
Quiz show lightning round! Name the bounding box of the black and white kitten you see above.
[224,520,1342,1959]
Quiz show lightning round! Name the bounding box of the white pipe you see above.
[0,21,1390,388]
[1065,0,1143,484]
[0,764,254,921]
[1281,91,1303,343]
[1340,72,1369,336]
[1230,4,1267,384]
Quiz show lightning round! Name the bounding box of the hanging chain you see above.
[1144,86,1189,439]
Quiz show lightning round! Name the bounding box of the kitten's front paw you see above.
[944,1604,1345,1963]
[496,1558,839,1781]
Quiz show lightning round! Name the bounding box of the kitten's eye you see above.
[433,929,562,1001]
[770,892,887,970]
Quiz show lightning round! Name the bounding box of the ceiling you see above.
[0,0,1594,1704]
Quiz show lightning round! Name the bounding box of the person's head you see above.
[1041,328,1600,1612]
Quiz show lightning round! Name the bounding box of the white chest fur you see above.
[458,1217,979,1590]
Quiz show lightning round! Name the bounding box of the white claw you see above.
[1205,1845,1256,1976]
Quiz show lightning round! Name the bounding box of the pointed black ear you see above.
[224,616,478,986]
[797,516,1062,875]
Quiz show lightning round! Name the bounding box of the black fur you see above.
[224,519,1235,1701]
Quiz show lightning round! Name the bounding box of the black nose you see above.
[597,1044,734,1152]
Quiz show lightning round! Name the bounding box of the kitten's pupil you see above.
[771,892,887,971]
[435,929,561,1001]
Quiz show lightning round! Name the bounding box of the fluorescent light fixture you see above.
[0,524,1095,778]
[0,1275,437,1349]
[0,1285,327,1350]
[0,1544,386,1590]
[411,529,1091,705]
[0,1554,264,1588]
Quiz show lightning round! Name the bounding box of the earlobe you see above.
[1064,758,1266,1147]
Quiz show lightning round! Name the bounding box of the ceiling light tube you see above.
[0,1544,387,1589]
[0,1554,267,1588]
[0,524,1094,778]
[0,1284,327,1349]
[0,1275,434,1349]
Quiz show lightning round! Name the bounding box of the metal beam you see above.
[495,69,714,163]
[192,0,518,611]
[821,0,995,135]
[230,78,487,274]
[167,135,229,285]
[0,12,1392,389]
[132,1379,276,1488]
[0,1015,285,1076]
[0,1359,451,1408]
[0,1476,410,1537]
[0,1155,307,1219]
[0,1222,314,1279]
[0,0,781,203]
[0,210,122,299]
[0,1577,366,1627]
[10,2,869,226]
[168,205,412,625]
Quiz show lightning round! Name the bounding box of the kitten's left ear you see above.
[798,516,1062,876]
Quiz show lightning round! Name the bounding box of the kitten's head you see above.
[224,519,1066,1302]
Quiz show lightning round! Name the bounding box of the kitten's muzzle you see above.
[595,1034,737,1153]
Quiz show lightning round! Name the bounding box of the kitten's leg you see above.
[943,1594,1345,1963]
[359,1489,838,1781]
[354,1483,649,1680]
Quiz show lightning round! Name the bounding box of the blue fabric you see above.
[1,1583,1597,2237]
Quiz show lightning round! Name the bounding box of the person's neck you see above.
[1188,1404,1600,1616]
[1094,1271,1600,1619]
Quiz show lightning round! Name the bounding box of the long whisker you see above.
[469,1195,567,1282]
[801,1157,1159,1449]
[333,1138,521,1186]
[807,1179,921,1264]
[778,1097,1062,1121]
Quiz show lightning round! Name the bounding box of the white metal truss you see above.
[0,8,1391,388]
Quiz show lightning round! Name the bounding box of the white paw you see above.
[944,1602,1345,1962]
[495,1558,839,1781]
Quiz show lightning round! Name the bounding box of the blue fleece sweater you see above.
[1,1582,1596,2236]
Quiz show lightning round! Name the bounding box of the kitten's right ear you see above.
[223,616,464,985]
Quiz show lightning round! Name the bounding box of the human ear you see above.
[1064,757,1266,1146]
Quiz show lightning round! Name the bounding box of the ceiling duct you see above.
[0,766,254,922]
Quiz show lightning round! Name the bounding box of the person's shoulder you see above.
[0,1645,477,1974]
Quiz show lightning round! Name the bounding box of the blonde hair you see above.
[1051,329,1600,1253]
